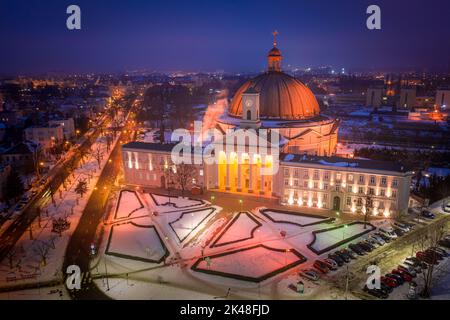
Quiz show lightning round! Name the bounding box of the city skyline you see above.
[1,0,450,75]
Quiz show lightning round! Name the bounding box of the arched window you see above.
[247,110,252,120]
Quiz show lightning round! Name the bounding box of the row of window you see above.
[283,168,398,187]
[283,181,397,199]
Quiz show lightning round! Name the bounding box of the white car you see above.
[370,234,386,246]
[379,227,398,239]
[443,202,450,213]
[299,269,319,281]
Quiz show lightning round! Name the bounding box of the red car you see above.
[313,260,330,274]
[392,269,413,282]
[381,276,398,288]
[416,251,438,265]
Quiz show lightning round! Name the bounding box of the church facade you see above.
[122,39,412,217]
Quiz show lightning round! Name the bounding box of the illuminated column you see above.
[248,162,253,193]
[225,157,230,191]
[237,160,242,192]
[259,171,265,195]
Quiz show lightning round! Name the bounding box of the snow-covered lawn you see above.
[169,207,216,242]
[114,190,145,219]
[308,222,375,255]
[106,222,168,263]
[211,212,261,248]
[192,245,306,282]
[260,209,333,227]
[150,194,205,210]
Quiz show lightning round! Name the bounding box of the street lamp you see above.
[239,199,243,212]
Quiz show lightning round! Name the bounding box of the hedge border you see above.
[149,192,205,209]
[210,211,262,248]
[114,189,145,220]
[169,207,216,243]
[260,208,335,227]
[307,221,376,255]
[191,244,307,283]
[105,222,169,264]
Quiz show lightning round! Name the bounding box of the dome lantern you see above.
[268,30,282,72]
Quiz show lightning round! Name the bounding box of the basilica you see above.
[122,38,412,217]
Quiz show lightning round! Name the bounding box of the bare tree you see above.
[33,241,50,267]
[5,247,19,269]
[172,163,196,196]
[75,179,88,198]
[94,145,103,169]
[417,224,446,298]
[31,143,43,181]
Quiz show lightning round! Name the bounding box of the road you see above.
[62,102,138,300]
[0,120,105,261]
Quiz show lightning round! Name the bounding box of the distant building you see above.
[435,89,450,109]
[24,124,64,150]
[0,164,12,200]
[0,142,35,171]
[398,87,416,110]
[49,118,75,139]
[366,88,383,110]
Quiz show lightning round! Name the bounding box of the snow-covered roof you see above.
[280,153,410,173]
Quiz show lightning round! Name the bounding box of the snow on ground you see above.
[169,208,216,242]
[0,285,69,300]
[106,222,167,263]
[194,246,302,279]
[212,212,260,247]
[150,194,205,210]
[114,190,145,219]
[387,254,450,300]
[261,209,330,227]
[308,223,374,254]
[0,117,122,288]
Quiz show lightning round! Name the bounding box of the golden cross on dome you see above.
[272,30,278,47]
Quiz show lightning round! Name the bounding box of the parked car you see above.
[313,260,330,274]
[349,243,365,256]
[429,246,448,257]
[328,253,344,266]
[392,269,413,282]
[363,285,389,299]
[323,259,338,271]
[421,210,435,219]
[397,265,417,277]
[381,276,398,288]
[369,234,385,246]
[380,282,394,293]
[375,232,392,243]
[425,249,444,260]
[416,251,439,265]
[14,203,26,213]
[358,241,374,252]
[299,269,319,281]
[365,237,380,248]
[386,273,404,285]
[439,239,450,248]
[443,201,450,213]
[379,227,398,239]
[392,222,410,233]
[340,248,356,260]
[392,228,405,237]
[334,250,351,263]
